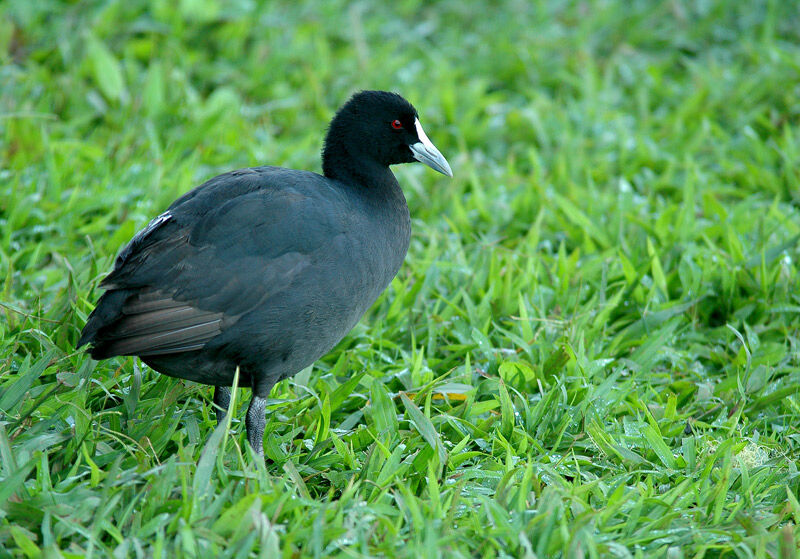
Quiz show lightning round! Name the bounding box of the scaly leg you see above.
[245,376,275,456]
[245,394,267,455]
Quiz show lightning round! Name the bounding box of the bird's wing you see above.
[81,171,347,357]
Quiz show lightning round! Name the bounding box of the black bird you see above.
[77,91,452,455]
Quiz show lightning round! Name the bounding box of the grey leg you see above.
[213,386,232,425]
[245,394,267,455]
[245,376,276,456]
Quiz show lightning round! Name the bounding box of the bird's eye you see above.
[391,119,403,130]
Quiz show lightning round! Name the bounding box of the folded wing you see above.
[78,168,343,359]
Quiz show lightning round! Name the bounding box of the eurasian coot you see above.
[78,90,452,455]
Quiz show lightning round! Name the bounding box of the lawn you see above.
[2,0,800,557]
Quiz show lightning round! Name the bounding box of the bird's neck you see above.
[322,140,410,242]
[322,142,399,196]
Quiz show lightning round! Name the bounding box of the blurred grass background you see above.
[2,0,800,557]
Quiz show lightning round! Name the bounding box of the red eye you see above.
[391,119,403,130]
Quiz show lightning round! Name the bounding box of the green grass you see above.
[2,0,800,557]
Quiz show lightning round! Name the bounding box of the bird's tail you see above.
[77,289,131,358]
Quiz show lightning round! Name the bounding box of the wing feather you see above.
[98,317,223,357]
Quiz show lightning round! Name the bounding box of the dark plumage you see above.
[78,91,452,455]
